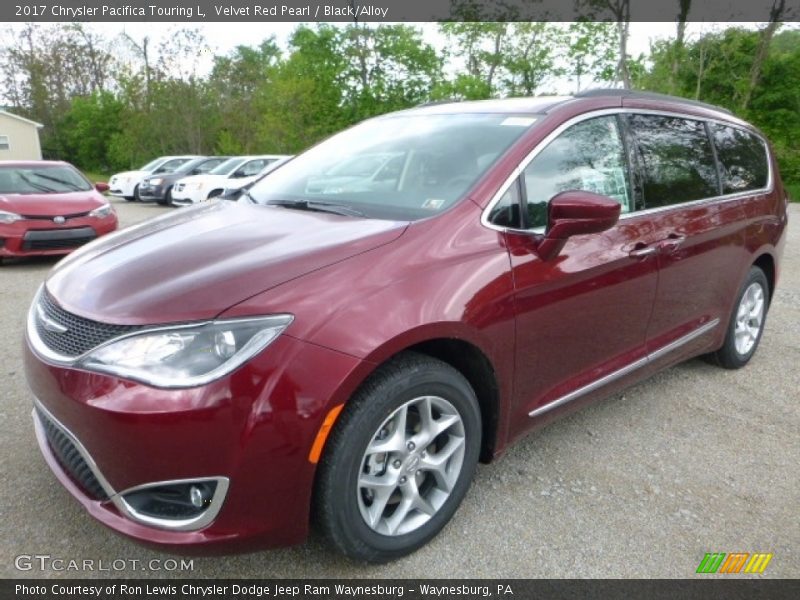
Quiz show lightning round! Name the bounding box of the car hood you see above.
[46,201,408,325]
[0,191,105,217]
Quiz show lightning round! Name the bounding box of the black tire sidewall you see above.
[319,356,481,561]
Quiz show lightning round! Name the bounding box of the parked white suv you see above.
[109,156,200,201]
[171,155,289,206]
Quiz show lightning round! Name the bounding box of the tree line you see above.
[1,21,798,188]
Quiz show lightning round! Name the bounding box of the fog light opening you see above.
[122,480,218,521]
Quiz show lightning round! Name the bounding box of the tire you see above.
[157,187,173,206]
[314,352,481,563]
[710,266,769,369]
[132,185,141,202]
[206,189,222,201]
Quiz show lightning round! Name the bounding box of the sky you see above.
[2,21,772,95]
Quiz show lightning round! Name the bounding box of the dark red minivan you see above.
[25,91,787,562]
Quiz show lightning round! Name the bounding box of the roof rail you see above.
[416,99,462,107]
[574,88,733,115]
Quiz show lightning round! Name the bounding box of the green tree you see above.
[58,91,123,171]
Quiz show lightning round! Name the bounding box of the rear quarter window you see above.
[710,124,769,194]
[627,114,719,209]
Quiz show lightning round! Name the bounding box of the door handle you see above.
[658,234,686,253]
[629,244,658,258]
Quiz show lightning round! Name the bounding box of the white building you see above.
[0,110,43,160]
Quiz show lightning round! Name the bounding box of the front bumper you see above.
[170,190,203,206]
[24,333,367,553]
[137,183,167,203]
[1,215,117,258]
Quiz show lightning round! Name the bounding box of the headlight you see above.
[149,178,163,185]
[0,210,23,224]
[77,315,293,388]
[88,204,113,218]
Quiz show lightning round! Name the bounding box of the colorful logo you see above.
[696,552,773,574]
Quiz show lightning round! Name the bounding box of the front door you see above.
[492,114,660,432]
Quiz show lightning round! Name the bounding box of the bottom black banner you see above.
[3,579,799,600]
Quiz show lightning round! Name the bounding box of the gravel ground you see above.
[1,198,797,579]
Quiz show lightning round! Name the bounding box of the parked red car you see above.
[0,161,117,263]
[24,91,787,562]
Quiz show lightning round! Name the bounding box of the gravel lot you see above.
[1,199,797,579]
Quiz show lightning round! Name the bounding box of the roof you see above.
[400,90,735,121]
[0,160,67,167]
[402,96,573,116]
[574,88,733,115]
[0,110,44,128]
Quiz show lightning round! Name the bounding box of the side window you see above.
[487,179,522,228]
[627,114,719,208]
[522,116,632,229]
[241,160,266,176]
[710,124,768,194]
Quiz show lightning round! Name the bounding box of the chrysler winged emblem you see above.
[36,304,68,334]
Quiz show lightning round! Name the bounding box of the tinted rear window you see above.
[710,124,769,194]
[628,114,719,208]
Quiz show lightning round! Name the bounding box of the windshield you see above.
[209,158,248,176]
[0,164,92,194]
[155,158,191,173]
[139,158,164,171]
[248,113,536,220]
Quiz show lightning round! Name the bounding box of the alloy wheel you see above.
[357,395,465,537]
[734,281,765,356]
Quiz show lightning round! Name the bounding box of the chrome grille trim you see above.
[32,398,117,500]
[32,398,229,531]
[34,288,142,358]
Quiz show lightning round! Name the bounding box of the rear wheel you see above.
[710,266,769,369]
[315,353,481,563]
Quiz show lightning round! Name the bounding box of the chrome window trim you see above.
[529,318,720,418]
[481,107,773,234]
[32,397,229,532]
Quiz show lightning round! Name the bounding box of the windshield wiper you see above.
[266,199,366,218]
[30,172,83,191]
[17,172,58,193]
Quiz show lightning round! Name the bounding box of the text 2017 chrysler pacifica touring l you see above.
[25,91,787,562]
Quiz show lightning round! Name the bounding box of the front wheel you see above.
[710,266,769,369]
[132,184,141,202]
[314,353,481,563]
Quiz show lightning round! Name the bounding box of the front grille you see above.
[36,406,109,501]
[25,236,93,251]
[36,290,143,358]
[21,211,91,221]
[175,183,185,192]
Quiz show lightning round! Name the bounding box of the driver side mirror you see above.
[95,182,110,193]
[535,191,621,260]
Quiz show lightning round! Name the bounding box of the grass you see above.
[786,181,800,202]
[81,170,112,184]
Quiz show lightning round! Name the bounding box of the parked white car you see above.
[109,156,200,201]
[171,155,289,206]
[219,156,293,200]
